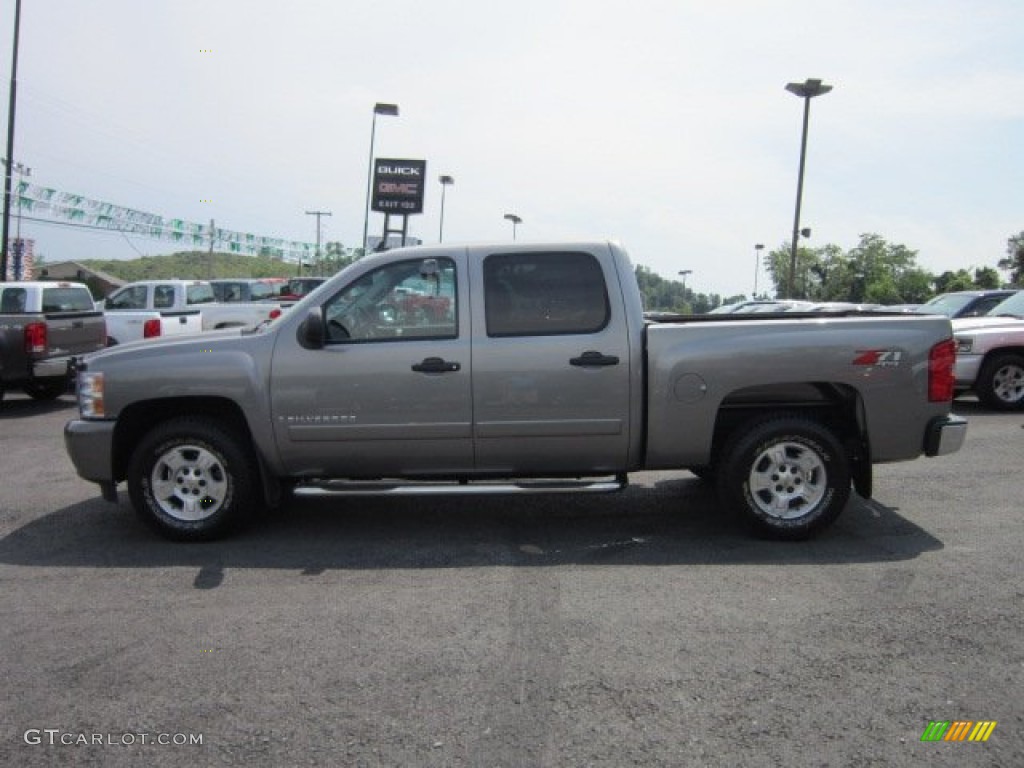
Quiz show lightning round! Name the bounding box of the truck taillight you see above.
[268,308,281,320]
[928,338,956,402]
[24,322,47,354]
[143,318,161,338]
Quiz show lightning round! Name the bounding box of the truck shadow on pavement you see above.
[0,476,943,583]
[0,393,76,420]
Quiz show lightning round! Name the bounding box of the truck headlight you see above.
[78,372,105,418]
[955,337,973,354]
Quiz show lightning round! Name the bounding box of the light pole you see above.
[438,175,454,242]
[504,213,521,240]
[678,269,692,296]
[785,78,831,299]
[753,243,764,297]
[362,102,399,253]
[305,209,331,277]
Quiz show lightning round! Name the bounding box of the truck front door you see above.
[270,252,472,477]
[470,247,633,474]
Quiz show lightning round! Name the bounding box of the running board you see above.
[293,475,627,498]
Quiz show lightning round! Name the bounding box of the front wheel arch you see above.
[975,352,1024,410]
[126,416,263,540]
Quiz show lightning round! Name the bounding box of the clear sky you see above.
[1,0,1022,297]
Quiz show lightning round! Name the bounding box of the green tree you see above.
[998,232,1024,285]
[973,266,1001,290]
[934,269,974,293]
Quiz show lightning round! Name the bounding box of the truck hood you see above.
[82,327,251,366]
[951,315,1024,332]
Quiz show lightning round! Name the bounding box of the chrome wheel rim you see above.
[748,441,827,519]
[992,363,1024,404]
[150,444,228,521]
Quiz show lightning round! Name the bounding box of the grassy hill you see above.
[78,251,319,281]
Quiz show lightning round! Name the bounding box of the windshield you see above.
[986,290,1024,318]
[918,294,973,317]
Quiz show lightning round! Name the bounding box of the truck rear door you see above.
[469,246,632,473]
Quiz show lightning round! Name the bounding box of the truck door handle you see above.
[570,350,620,367]
[179,316,187,324]
[412,357,461,373]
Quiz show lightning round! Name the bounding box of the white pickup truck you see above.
[951,289,1024,410]
[104,280,286,334]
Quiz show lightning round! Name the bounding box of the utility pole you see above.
[305,210,331,276]
[1,0,24,281]
[208,219,215,279]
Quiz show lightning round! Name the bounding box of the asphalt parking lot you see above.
[0,392,1021,767]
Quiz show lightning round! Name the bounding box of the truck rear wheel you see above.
[717,415,850,540]
[127,418,260,541]
[976,353,1024,410]
[23,379,69,400]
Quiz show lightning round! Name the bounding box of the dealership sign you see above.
[371,158,426,214]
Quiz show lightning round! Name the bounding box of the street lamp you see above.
[438,175,454,242]
[362,102,399,252]
[785,77,831,299]
[677,269,693,295]
[504,213,521,240]
[753,243,764,297]
[1,0,24,282]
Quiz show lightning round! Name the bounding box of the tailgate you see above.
[161,310,203,337]
[42,311,107,357]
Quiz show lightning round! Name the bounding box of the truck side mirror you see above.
[298,308,325,349]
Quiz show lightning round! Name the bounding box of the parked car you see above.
[916,290,1018,319]
[1,281,106,402]
[66,240,965,542]
[209,278,288,303]
[707,300,814,314]
[950,290,1024,410]
[104,280,286,331]
[277,277,327,301]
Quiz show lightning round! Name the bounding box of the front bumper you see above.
[64,419,118,500]
[954,354,983,388]
[924,414,968,457]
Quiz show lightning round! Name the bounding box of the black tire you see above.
[975,353,1024,411]
[689,465,717,483]
[127,417,262,541]
[717,415,851,540]
[23,379,69,400]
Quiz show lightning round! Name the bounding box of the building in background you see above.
[36,260,125,298]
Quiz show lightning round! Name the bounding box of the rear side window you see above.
[106,285,147,310]
[42,287,95,313]
[1,287,28,313]
[484,251,610,337]
[186,284,216,305]
[154,285,176,309]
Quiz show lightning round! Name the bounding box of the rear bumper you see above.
[32,355,74,379]
[924,414,968,457]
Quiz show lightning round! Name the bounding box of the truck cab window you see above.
[484,251,610,336]
[323,258,457,343]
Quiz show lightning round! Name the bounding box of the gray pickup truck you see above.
[64,241,966,541]
[1,281,107,403]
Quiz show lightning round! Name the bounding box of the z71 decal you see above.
[852,349,903,367]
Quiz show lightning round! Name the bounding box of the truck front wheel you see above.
[127,418,259,541]
[975,353,1024,411]
[717,416,850,540]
